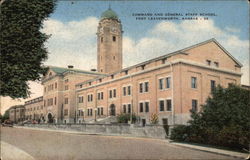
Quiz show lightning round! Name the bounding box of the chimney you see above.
[68,65,74,69]
[91,69,97,72]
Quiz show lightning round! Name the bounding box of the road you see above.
[1,127,236,160]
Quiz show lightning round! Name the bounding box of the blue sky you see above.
[51,1,249,40]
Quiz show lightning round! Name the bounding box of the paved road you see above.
[1,127,236,160]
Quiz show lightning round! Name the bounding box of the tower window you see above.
[113,36,116,42]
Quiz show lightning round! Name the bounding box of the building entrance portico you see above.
[47,113,53,123]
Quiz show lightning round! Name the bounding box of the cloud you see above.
[225,27,240,33]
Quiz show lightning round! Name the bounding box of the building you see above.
[9,105,25,123]
[24,96,44,122]
[25,7,242,125]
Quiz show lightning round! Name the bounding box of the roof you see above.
[77,38,243,86]
[101,8,119,20]
[8,105,24,110]
[49,66,105,76]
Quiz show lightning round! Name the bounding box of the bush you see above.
[170,125,191,141]
[117,113,137,123]
[170,85,250,150]
[150,113,159,124]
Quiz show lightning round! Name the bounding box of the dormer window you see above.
[141,65,145,70]
[206,60,211,66]
[162,58,167,64]
[124,70,128,75]
[214,62,219,67]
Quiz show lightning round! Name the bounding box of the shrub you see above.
[150,113,159,124]
[170,85,250,150]
[170,125,191,141]
[117,113,137,123]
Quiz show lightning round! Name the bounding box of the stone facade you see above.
[97,8,123,74]
[9,105,25,123]
[23,8,242,126]
[24,96,44,121]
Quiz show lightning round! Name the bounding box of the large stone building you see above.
[24,8,242,125]
[9,105,25,123]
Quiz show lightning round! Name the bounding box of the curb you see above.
[1,141,35,160]
[170,142,249,160]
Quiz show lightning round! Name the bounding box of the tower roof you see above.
[101,8,119,20]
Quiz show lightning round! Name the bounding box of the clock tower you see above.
[97,7,123,74]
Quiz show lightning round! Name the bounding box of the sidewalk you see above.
[170,141,249,159]
[1,141,34,160]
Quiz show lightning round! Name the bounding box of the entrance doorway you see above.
[162,118,169,136]
[109,104,116,116]
[48,113,53,123]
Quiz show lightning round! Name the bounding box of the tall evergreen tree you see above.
[0,0,56,98]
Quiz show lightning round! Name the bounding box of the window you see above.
[113,36,116,42]
[113,89,116,98]
[139,83,143,93]
[211,80,216,92]
[88,94,93,102]
[206,60,211,66]
[89,82,91,86]
[65,85,69,90]
[44,100,46,107]
[65,79,69,83]
[192,99,198,112]
[166,99,172,111]
[191,77,197,88]
[109,90,112,98]
[101,108,103,115]
[214,62,219,67]
[128,104,131,113]
[139,102,143,112]
[44,87,46,93]
[144,82,149,92]
[162,58,167,64]
[99,78,102,82]
[111,75,114,79]
[159,78,164,90]
[123,87,126,96]
[145,102,149,112]
[159,100,164,111]
[101,37,103,43]
[98,93,100,100]
[166,77,171,88]
[90,109,93,116]
[97,108,100,116]
[113,56,115,60]
[101,92,103,99]
[123,105,126,113]
[127,86,131,95]
[54,97,57,105]
[64,109,68,116]
[78,96,83,103]
[55,82,57,89]
[64,98,68,104]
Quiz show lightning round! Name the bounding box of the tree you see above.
[1,110,10,123]
[171,85,250,150]
[0,0,56,99]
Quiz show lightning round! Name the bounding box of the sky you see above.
[1,0,249,114]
